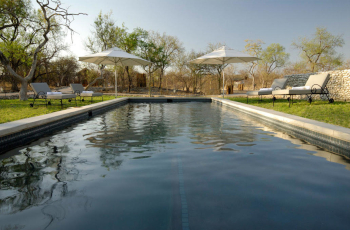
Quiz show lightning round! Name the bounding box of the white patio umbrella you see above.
[189,46,260,98]
[79,47,151,97]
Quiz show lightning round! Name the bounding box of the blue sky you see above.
[61,0,350,63]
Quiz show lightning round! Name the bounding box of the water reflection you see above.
[1,102,350,230]
[0,132,90,230]
[227,105,350,170]
[186,103,257,151]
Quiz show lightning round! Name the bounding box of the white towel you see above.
[82,91,94,93]
[47,92,62,95]
[292,86,311,90]
[259,88,273,91]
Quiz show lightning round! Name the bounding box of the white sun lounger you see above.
[70,84,103,102]
[30,83,76,107]
[271,73,333,107]
[246,78,288,103]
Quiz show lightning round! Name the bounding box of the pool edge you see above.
[212,98,350,157]
[0,97,210,154]
[1,97,349,157]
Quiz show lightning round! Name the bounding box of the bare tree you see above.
[150,31,184,91]
[0,0,86,100]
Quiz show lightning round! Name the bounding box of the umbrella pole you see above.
[115,65,118,98]
[222,64,225,98]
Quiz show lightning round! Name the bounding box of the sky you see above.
[58,0,350,64]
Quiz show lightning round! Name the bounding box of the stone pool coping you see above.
[212,98,350,156]
[1,97,349,156]
[0,97,210,154]
[0,97,128,138]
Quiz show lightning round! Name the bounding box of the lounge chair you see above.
[70,84,103,102]
[30,83,77,107]
[272,73,333,107]
[246,78,288,103]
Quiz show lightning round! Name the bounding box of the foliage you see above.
[150,31,184,89]
[283,61,310,75]
[119,27,148,92]
[244,39,264,89]
[85,11,122,53]
[244,40,288,89]
[292,27,344,72]
[0,0,86,100]
[260,43,289,75]
[338,59,350,70]
[137,30,164,95]
[51,56,79,86]
[205,43,229,93]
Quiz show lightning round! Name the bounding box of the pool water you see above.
[1,102,350,230]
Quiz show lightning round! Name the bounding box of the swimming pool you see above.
[1,102,350,230]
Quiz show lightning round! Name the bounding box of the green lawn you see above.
[227,97,350,129]
[0,95,118,124]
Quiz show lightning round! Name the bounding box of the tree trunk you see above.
[86,77,104,90]
[193,74,196,93]
[19,79,28,101]
[159,69,163,89]
[126,66,132,93]
[252,77,255,90]
[148,71,152,97]
[217,75,221,94]
[121,71,125,93]
[45,61,48,84]
[10,77,19,92]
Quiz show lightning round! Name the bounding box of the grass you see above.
[227,97,350,129]
[0,95,118,124]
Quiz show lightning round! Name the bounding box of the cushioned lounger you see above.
[30,83,76,107]
[246,78,288,103]
[70,84,103,102]
[271,73,332,107]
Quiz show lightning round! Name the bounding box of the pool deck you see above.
[1,97,349,156]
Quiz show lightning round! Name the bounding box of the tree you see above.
[185,50,209,94]
[52,56,79,86]
[339,59,350,70]
[292,27,344,72]
[85,11,121,88]
[150,31,184,91]
[85,11,121,53]
[244,39,264,90]
[260,43,289,75]
[118,27,146,92]
[0,0,33,91]
[138,31,163,96]
[206,43,229,93]
[258,43,289,87]
[283,61,309,75]
[0,0,86,100]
